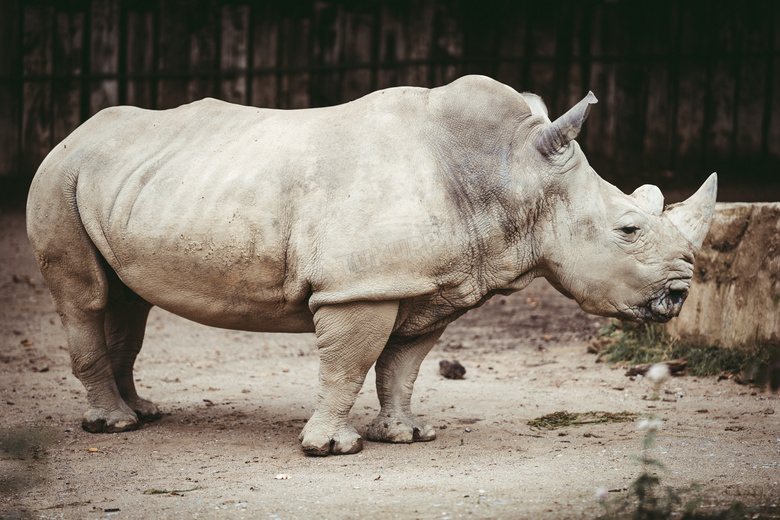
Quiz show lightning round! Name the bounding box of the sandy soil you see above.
[1,209,778,519]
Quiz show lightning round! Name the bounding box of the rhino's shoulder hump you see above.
[78,104,146,131]
[434,75,523,103]
[441,74,511,93]
[170,97,254,116]
[429,75,533,127]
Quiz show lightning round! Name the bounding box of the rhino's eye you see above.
[620,226,639,235]
[616,212,645,241]
[617,225,641,242]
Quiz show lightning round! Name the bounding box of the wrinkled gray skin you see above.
[26,75,717,456]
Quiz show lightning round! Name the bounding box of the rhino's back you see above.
[72,91,436,235]
[56,91,461,330]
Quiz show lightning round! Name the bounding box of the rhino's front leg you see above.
[366,327,445,443]
[299,299,399,456]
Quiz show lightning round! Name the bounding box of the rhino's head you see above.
[525,92,717,323]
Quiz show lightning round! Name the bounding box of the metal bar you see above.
[700,52,714,170]
[760,1,776,173]
[150,0,158,109]
[215,2,223,103]
[79,0,91,121]
[246,2,254,107]
[15,0,23,191]
[3,50,779,84]
[730,29,743,165]
[668,0,682,170]
[579,0,594,98]
[118,0,128,106]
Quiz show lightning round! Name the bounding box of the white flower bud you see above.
[647,363,670,383]
[637,418,663,432]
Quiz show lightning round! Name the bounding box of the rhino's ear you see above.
[664,173,718,249]
[521,93,550,121]
[630,184,664,216]
[535,92,598,156]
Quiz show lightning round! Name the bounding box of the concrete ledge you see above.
[664,202,780,348]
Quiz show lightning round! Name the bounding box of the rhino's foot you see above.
[298,420,363,456]
[366,414,436,443]
[125,396,161,423]
[81,405,139,433]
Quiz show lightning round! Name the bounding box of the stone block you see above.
[664,203,780,348]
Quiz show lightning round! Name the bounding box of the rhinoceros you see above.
[26,75,716,456]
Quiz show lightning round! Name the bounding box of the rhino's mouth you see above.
[643,286,689,323]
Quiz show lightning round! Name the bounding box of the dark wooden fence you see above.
[2,0,779,206]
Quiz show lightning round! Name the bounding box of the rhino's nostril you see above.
[668,289,688,307]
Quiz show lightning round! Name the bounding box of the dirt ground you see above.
[1,209,778,520]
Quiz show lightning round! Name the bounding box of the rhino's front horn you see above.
[664,173,718,249]
[536,91,598,156]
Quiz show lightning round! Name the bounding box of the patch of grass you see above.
[598,321,780,387]
[528,410,638,430]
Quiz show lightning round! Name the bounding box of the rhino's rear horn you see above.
[535,92,598,157]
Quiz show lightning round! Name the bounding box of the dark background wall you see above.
[2,0,779,207]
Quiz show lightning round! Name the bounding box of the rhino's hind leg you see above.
[104,273,159,423]
[33,255,140,433]
[299,300,399,456]
[366,328,445,444]
[27,180,140,433]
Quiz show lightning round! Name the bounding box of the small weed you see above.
[594,366,775,520]
[597,419,704,519]
[595,419,772,520]
[528,411,638,430]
